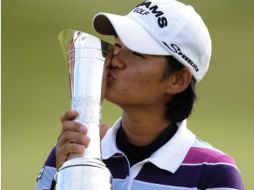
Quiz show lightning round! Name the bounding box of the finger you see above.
[60,143,86,156]
[56,143,86,169]
[57,121,87,142]
[61,120,87,134]
[58,130,90,147]
[100,123,109,139]
[60,109,79,123]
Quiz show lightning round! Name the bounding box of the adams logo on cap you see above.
[132,0,168,28]
[163,42,199,72]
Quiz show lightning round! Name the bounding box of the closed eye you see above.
[132,51,146,59]
[114,43,122,48]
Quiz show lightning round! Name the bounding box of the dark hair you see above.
[163,56,197,123]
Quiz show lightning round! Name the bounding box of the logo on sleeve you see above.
[133,1,168,28]
[36,167,45,181]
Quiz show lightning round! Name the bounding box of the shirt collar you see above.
[101,118,122,159]
[148,119,196,173]
[101,118,196,173]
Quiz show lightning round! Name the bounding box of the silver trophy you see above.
[56,30,112,190]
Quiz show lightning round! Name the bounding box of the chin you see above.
[105,94,117,104]
[104,94,125,108]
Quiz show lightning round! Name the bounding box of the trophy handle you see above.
[56,30,112,190]
[58,30,111,159]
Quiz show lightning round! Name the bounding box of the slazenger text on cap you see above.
[163,42,199,72]
[133,1,168,28]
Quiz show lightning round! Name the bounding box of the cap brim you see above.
[93,12,168,55]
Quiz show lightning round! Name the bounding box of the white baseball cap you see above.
[93,0,212,82]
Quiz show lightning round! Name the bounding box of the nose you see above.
[113,44,121,56]
[110,44,125,69]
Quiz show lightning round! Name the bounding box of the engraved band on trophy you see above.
[55,30,112,190]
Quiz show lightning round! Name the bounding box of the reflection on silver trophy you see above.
[56,30,112,190]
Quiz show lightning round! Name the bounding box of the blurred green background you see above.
[2,0,254,189]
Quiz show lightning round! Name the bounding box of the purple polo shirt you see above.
[37,119,244,190]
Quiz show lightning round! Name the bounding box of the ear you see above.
[166,68,192,95]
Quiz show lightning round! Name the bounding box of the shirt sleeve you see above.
[36,146,57,190]
[203,155,245,190]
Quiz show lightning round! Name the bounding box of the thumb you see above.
[100,123,110,139]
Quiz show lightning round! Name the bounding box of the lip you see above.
[107,71,116,81]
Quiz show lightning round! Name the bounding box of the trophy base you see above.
[56,158,112,190]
